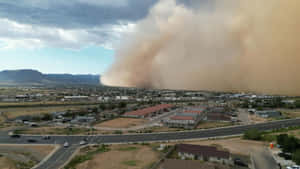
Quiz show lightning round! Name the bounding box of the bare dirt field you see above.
[0,145,55,169]
[279,108,300,118]
[0,156,16,169]
[77,145,160,169]
[196,122,233,129]
[181,138,266,155]
[95,118,147,128]
[2,105,94,119]
[17,126,91,135]
[249,115,268,124]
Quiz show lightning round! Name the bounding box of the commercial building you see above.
[163,107,206,129]
[255,110,282,118]
[176,144,232,165]
[123,104,174,118]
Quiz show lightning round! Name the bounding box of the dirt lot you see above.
[181,138,266,155]
[249,115,268,124]
[0,145,55,169]
[279,108,300,118]
[16,126,91,135]
[0,156,16,169]
[197,122,233,129]
[95,118,147,128]
[77,145,159,169]
[2,105,94,119]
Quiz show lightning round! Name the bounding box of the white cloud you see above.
[0,18,135,50]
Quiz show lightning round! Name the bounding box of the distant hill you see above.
[0,69,100,86]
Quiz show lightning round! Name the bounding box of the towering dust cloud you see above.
[101,0,300,95]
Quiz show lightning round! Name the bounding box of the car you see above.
[42,136,51,140]
[79,140,87,145]
[27,139,37,143]
[8,132,21,138]
[287,165,300,169]
[64,142,69,148]
[234,158,248,167]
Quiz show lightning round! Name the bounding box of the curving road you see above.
[1,118,300,169]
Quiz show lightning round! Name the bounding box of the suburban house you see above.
[176,144,232,165]
[123,104,174,118]
[255,110,281,118]
[160,159,215,169]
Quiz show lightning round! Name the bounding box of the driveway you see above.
[252,148,279,169]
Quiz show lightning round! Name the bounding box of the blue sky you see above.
[0,45,114,74]
[0,0,158,74]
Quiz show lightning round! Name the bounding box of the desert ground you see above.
[2,105,95,119]
[76,144,159,169]
[0,144,56,169]
[95,118,147,128]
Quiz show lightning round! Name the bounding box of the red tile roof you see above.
[124,104,173,116]
[183,110,203,114]
[170,116,195,121]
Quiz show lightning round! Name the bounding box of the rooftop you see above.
[170,116,195,121]
[177,144,230,159]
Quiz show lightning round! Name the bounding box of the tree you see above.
[42,114,53,121]
[282,136,299,153]
[243,129,262,141]
[118,102,127,108]
[277,134,289,146]
[292,150,300,165]
[99,104,106,110]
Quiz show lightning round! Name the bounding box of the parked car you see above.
[287,165,300,169]
[234,158,248,167]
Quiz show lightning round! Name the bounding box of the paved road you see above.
[34,145,78,169]
[252,148,279,169]
[0,118,300,169]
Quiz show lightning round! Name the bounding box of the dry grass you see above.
[0,145,55,169]
[76,145,159,169]
[249,115,268,123]
[17,126,90,135]
[181,138,266,155]
[0,145,55,158]
[95,118,147,128]
[2,105,93,119]
[279,109,300,118]
[196,122,232,129]
[0,157,16,169]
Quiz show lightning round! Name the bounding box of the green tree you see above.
[292,149,300,165]
[42,114,53,121]
[243,129,262,141]
[276,134,288,145]
[118,102,127,108]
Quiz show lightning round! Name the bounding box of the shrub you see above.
[243,129,262,141]
[292,150,300,165]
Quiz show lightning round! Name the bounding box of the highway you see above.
[1,118,300,169]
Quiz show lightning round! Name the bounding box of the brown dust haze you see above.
[101,0,300,96]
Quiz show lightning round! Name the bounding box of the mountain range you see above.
[0,69,100,86]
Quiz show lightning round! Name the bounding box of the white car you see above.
[79,141,87,145]
[287,165,300,169]
[64,142,69,148]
